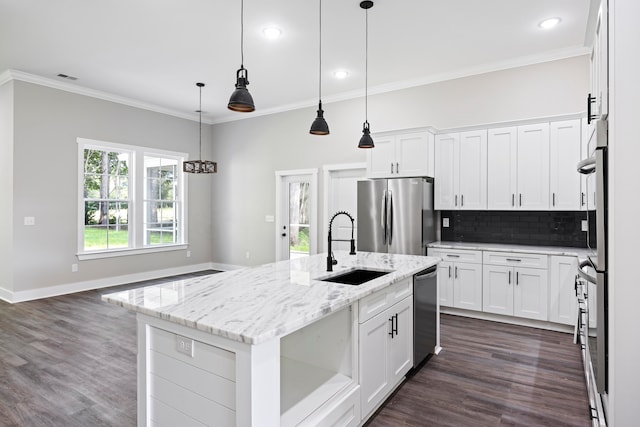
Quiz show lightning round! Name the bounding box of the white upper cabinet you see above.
[549,120,582,210]
[487,124,549,210]
[367,130,434,178]
[434,130,487,210]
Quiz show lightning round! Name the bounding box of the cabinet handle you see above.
[581,192,585,206]
[396,162,399,174]
[455,194,458,207]
[509,270,511,284]
[455,266,458,279]
[516,271,519,285]
[506,258,521,262]
[448,265,451,278]
[390,163,394,174]
[446,254,460,258]
[394,313,398,336]
[461,194,464,207]
[587,93,597,124]
[512,194,515,207]
[389,317,394,338]
[552,193,556,206]
[519,194,522,206]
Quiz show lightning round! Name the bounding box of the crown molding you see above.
[210,46,590,125]
[1,69,211,124]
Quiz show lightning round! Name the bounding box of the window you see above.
[78,138,187,259]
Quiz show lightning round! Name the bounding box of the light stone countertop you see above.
[428,241,595,260]
[102,251,439,345]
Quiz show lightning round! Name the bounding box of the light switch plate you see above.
[265,215,275,222]
[443,218,450,228]
[24,216,35,226]
[581,220,588,232]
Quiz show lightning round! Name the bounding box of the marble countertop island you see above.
[102,251,438,345]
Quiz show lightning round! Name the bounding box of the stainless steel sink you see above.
[318,269,392,285]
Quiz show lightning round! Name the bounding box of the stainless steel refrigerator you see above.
[357,177,436,255]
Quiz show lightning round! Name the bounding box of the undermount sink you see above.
[318,269,392,286]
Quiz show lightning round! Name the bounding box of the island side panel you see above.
[136,313,280,427]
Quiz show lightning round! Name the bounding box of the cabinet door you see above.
[513,267,549,321]
[549,120,581,210]
[359,310,391,418]
[453,262,483,311]
[367,135,396,178]
[434,133,459,209]
[549,256,578,325]
[487,127,517,210]
[388,297,413,384]
[437,261,454,307]
[396,132,429,177]
[458,130,487,210]
[517,123,550,210]
[482,265,514,316]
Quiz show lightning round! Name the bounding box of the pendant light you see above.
[358,0,374,148]
[310,0,329,135]
[228,0,255,112]
[183,83,218,174]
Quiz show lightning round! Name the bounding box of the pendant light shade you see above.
[228,0,255,112]
[358,0,374,148]
[183,83,218,174]
[310,0,329,135]
[358,121,374,148]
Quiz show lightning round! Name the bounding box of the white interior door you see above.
[276,169,318,261]
[323,164,366,253]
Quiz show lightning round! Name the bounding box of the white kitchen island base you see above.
[103,252,439,426]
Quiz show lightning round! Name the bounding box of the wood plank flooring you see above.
[366,314,591,427]
[0,274,590,426]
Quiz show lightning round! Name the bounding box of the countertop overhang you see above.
[102,251,439,345]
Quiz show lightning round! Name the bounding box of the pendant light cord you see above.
[318,0,322,102]
[240,0,245,68]
[365,6,368,122]
[198,85,203,160]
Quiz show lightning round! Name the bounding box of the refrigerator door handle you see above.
[381,190,388,244]
[387,190,393,245]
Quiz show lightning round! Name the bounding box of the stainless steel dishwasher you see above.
[413,264,438,368]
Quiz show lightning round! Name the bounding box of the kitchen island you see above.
[102,251,439,427]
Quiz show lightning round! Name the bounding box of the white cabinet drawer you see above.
[427,248,482,264]
[298,385,360,427]
[359,277,412,324]
[482,251,548,269]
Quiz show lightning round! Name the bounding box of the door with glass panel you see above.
[276,170,317,261]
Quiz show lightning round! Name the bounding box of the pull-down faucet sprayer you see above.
[327,211,356,272]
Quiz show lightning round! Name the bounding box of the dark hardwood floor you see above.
[0,274,590,426]
[367,314,591,427]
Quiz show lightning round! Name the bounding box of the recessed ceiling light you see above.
[262,27,282,39]
[333,70,349,79]
[539,17,561,29]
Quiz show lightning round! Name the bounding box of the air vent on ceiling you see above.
[57,73,78,81]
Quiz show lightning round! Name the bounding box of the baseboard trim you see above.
[441,307,574,334]
[211,262,245,271]
[1,262,217,303]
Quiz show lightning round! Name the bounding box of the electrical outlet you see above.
[186,250,191,258]
[71,264,78,273]
[246,251,250,259]
[582,220,588,232]
[265,215,275,222]
[176,336,194,357]
[24,216,35,226]
[443,218,450,228]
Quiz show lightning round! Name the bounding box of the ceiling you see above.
[0,0,596,124]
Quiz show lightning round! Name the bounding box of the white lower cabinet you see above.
[482,252,549,321]
[428,249,483,311]
[549,255,579,325]
[359,295,413,420]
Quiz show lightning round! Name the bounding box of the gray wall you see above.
[210,55,589,267]
[8,81,213,294]
[0,81,14,293]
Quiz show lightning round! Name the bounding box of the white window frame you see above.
[77,138,188,260]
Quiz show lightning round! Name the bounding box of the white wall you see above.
[210,56,589,267]
[0,81,14,296]
[5,81,213,297]
[607,1,640,424]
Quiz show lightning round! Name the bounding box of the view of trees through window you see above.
[81,143,183,253]
[289,182,310,256]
